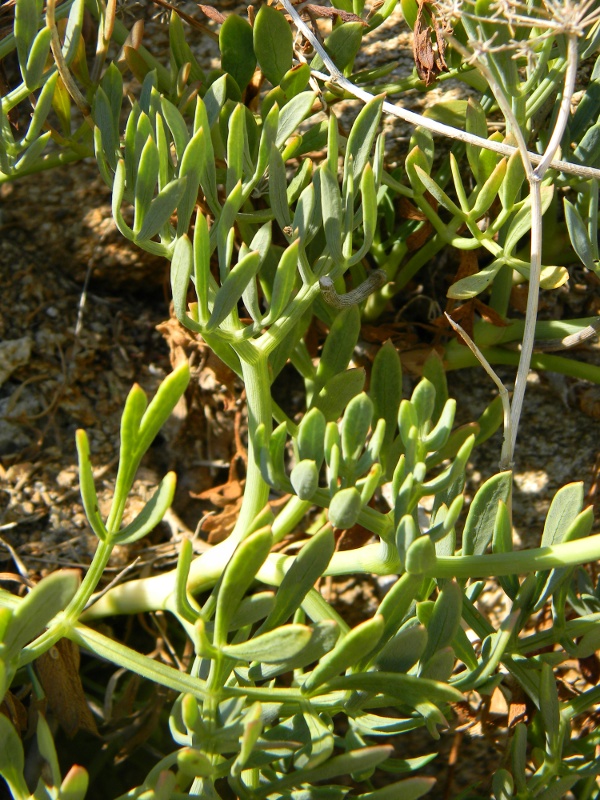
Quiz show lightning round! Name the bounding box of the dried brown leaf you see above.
[412,1,449,86]
[398,197,428,221]
[455,249,479,280]
[473,298,509,328]
[406,219,433,251]
[197,3,226,23]
[0,691,28,734]
[303,4,367,25]
[36,639,98,738]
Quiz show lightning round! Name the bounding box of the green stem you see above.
[519,612,600,654]
[16,538,115,663]
[81,344,273,619]
[227,342,272,545]
[443,344,600,384]
[271,496,312,544]
[426,534,600,579]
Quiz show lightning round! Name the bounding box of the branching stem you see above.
[279,0,600,181]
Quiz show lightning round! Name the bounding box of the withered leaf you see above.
[150,0,223,32]
[197,3,226,24]
[0,691,28,734]
[456,248,479,280]
[406,219,433,251]
[412,1,449,86]
[398,197,428,221]
[36,639,98,738]
[473,298,509,328]
[303,5,367,25]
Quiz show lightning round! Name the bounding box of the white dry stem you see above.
[447,31,580,463]
[445,313,513,468]
[47,0,94,127]
[279,0,600,182]
[508,33,580,459]
[91,0,118,84]
[281,0,587,466]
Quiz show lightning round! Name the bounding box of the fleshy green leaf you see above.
[15,0,42,78]
[414,165,466,219]
[253,4,293,86]
[221,624,313,662]
[541,482,584,547]
[169,11,205,83]
[269,144,292,231]
[220,13,256,91]
[260,525,335,633]
[261,239,298,324]
[573,121,600,169]
[134,135,160,235]
[341,393,373,464]
[465,97,487,182]
[281,63,311,97]
[328,486,363,529]
[319,166,344,264]
[290,459,320,500]
[113,472,177,545]
[469,158,507,220]
[355,777,435,800]
[0,714,28,799]
[276,91,317,148]
[206,250,262,331]
[447,260,504,300]
[539,661,560,752]
[375,624,428,672]
[137,177,186,242]
[171,234,193,323]
[313,369,366,422]
[499,148,526,210]
[303,616,385,692]
[160,97,190,162]
[564,198,596,270]
[504,186,554,255]
[371,340,402,463]
[76,429,108,541]
[21,71,58,147]
[405,536,437,576]
[177,127,207,235]
[214,527,273,644]
[23,25,52,89]
[297,407,327,467]
[314,305,361,394]
[226,102,246,194]
[311,21,364,74]
[463,471,512,556]
[4,571,80,655]
[248,620,340,680]
[313,670,463,707]
[420,581,462,664]
[404,147,433,197]
[135,362,191,459]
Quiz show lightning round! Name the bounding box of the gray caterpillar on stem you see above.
[319,270,387,309]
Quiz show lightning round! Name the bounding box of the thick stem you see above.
[508,178,542,461]
[227,343,272,544]
[18,538,115,663]
[277,0,600,181]
[81,344,273,619]
[533,35,579,179]
[509,34,580,461]
[443,344,600,384]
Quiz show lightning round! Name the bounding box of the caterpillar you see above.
[319,269,387,309]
